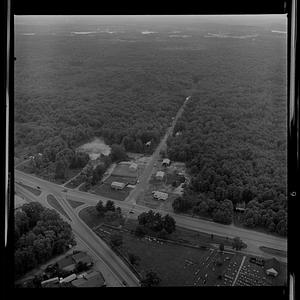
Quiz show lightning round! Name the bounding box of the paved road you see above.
[15,178,140,287]
[15,169,287,263]
[125,96,191,205]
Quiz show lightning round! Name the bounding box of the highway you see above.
[15,169,287,263]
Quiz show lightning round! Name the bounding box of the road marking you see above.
[232,256,246,286]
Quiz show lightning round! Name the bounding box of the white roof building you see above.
[129,162,138,171]
[266,268,279,277]
[111,181,126,190]
[162,158,171,166]
[152,191,168,201]
[155,171,165,179]
[60,273,77,283]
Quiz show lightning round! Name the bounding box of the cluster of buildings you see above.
[41,270,105,288]
[41,251,106,288]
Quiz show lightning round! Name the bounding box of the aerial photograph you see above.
[14,15,287,287]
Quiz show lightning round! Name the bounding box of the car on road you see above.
[129,211,134,214]
[122,281,128,286]
[63,189,67,192]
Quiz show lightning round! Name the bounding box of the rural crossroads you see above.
[14,96,287,286]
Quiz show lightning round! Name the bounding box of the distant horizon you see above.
[15,14,287,27]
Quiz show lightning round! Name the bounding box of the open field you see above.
[47,194,71,221]
[17,182,42,196]
[111,162,138,178]
[79,205,287,286]
[103,174,137,185]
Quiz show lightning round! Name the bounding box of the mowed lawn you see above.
[122,233,219,286]
[90,183,131,201]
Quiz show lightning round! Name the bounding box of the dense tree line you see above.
[15,202,76,279]
[15,22,286,235]
[169,75,287,235]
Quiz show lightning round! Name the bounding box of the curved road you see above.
[15,178,140,287]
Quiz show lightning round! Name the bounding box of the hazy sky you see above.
[15,15,287,26]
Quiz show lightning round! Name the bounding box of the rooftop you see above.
[111,181,126,187]
[71,271,105,287]
[156,171,165,177]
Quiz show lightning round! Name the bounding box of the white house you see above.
[155,171,165,180]
[111,181,126,190]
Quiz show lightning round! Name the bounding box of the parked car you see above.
[37,186,40,189]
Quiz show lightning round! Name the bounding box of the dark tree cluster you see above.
[169,81,287,235]
[96,200,124,225]
[136,210,176,238]
[14,202,76,279]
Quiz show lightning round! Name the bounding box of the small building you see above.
[153,191,168,201]
[71,270,105,288]
[41,277,59,287]
[264,257,280,276]
[129,163,138,172]
[111,181,126,190]
[145,141,151,147]
[266,268,279,277]
[155,171,165,180]
[162,158,171,167]
[60,273,77,283]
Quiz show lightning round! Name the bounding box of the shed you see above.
[111,181,126,190]
[146,141,151,147]
[60,273,77,283]
[155,171,165,180]
[41,277,59,286]
[129,163,138,171]
[162,158,171,166]
[266,268,279,277]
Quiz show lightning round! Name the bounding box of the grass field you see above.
[104,174,137,185]
[90,183,131,201]
[67,199,85,209]
[111,163,138,178]
[17,182,42,196]
[79,205,286,286]
[47,194,72,221]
